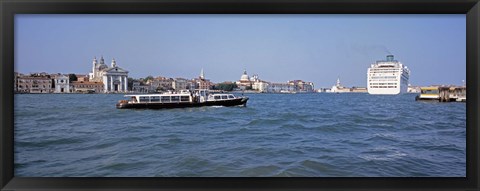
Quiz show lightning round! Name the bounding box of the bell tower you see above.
[90,57,98,80]
[111,58,117,68]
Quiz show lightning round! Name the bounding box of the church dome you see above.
[97,64,108,71]
[240,70,250,81]
[95,56,108,70]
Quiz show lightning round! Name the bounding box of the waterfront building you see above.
[253,81,269,92]
[236,70,253,90]
[306,82,315,92]
[70,81,104,93]
[88,56,129,93]
[16,76,53,93]
[288,80,315,93]
[247,74,269,92]
[53,75,70,93]
[173,78,188,91]
[250,74,259,82]
[195,69,213,90]
[328,78,351,93]
[76,74,89,82]
[407,84,421,93]
[149,76,173,92]
[132,81,149,93]
[367,55,410,95]
[232,70,314,93]
[267,82,295,93]
[351,87,368,93]
[186,80,196,90]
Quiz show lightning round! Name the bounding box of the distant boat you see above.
[116,89,249,109]
[367,55,410,95]
[415,86,440,101]
[280,90,297,94]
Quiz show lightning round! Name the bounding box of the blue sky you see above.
[15,14,465,87]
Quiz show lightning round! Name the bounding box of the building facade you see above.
[71,81,104,93]
[149,77,174,92]
[407,85,421,93]
[132,81,150,93]
[233,70,314,93]
[195,69,213,90]
[236,70,253,90]
[89,56,129,93]
[76,74,89,82]
[267,83,295,93]
[16,75,53,93]
[288,80,315,92]
[328,78,351,93]
[173,78,188,91]
[351,87,368,93]
[54,75,70,93]
[252,81,269,92]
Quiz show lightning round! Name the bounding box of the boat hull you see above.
[415,95,439,101]
[116,97,249,109]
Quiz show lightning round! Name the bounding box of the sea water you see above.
[14,93,466,177]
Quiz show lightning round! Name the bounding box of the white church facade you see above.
[54,75,70,93]
[88,56,129,93]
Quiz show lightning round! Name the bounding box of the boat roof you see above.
[124,93,190,97]
[211,93,235,95]
[420,86,439,90]
[420,86,466,91]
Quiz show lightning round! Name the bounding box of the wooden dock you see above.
[416,86,466,102]
[438,86,466,102]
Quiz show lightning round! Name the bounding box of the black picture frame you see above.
[1,0,479,190]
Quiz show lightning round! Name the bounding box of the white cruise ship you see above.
[367,55,410,95]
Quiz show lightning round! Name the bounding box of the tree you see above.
[127,77,135,91]
[213,82,238,91]
[144,75,154,83]
[68,74,77,82]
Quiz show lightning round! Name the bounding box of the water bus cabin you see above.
[415,86,466,102]
[116,89,249,109]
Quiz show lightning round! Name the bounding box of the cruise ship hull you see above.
[367,88,404,95]
[367,82,408,95]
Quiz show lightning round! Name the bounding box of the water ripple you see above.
[14,93,466,177]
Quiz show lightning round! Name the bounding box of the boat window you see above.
[228,95,234,99]
[222,95,228,99]
[139,96,149,102]
[151,96,160,102]
[181,96,189,102]
[161,96,170,102]
[214,95,221,100]
[171,96,180,102]
[422,89,439,94]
